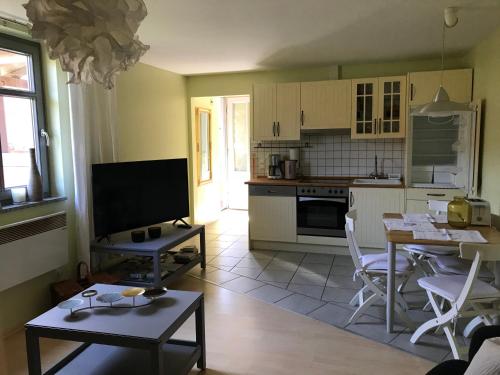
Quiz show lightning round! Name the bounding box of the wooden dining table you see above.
[383,213,500,333]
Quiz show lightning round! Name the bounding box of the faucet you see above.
[369,155,388,179]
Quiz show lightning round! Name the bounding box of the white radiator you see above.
[0,211,68,292]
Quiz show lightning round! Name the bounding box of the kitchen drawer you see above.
[249,185,296,197]
[406,188,464,201]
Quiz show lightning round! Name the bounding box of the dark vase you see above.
[27,148,43,202]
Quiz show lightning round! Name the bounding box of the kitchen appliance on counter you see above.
[284,160,298,180]
[267,154,283,179]
[466,198,491,226]
[297,181,349,238]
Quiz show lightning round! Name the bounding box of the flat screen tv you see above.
[92,158,190,237]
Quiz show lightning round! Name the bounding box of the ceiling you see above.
[3,0,500,75]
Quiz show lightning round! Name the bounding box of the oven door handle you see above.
[298,197,347,203]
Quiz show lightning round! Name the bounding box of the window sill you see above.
[0,196,67,214]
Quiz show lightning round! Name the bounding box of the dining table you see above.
[383,212,500,333]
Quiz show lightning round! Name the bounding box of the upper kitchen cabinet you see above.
[408,68,472,106]
[300,80,351,130]
[253,82,300,141]
[351,76,407,139]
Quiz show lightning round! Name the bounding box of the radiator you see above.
[0,211,68,292]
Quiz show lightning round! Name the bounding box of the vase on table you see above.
[27,148,43,202]
[447,196,471,228]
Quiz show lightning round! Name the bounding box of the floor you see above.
[3,276,434,375]
[189,209,464,363]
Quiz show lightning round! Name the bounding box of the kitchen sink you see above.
[352,178,401,185]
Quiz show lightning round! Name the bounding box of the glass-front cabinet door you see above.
[378,76,407,138]
[351,78,378,139]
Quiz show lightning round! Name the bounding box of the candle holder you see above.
[11,187,27,204]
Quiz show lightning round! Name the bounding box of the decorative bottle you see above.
[27,148,43,202]
[447,196,471,228]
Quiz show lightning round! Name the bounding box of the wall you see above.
[0,27,76,336]
[465,26,500,214]
[190,97,225,223]
[115,63,189,162]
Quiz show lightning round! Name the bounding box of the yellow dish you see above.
[121,287,145,297]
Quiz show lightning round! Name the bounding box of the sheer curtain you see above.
[69,83,118,265]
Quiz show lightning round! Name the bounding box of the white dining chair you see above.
[345,210,414,326]
[410,243,500,359]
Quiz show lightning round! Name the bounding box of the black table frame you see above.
[25,296,206,375]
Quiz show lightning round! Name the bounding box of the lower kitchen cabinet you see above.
[405,188,464,214]
[249,186,296,242]
[349,187,405,248]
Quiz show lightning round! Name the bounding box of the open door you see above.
[225,96,250,210]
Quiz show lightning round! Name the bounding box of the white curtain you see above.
[69,83,118,265]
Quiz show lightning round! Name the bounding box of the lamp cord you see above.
[440,20,445,86]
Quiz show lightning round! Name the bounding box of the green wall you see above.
[116,63,189,161]
[465,26,500,214]
[0,27,76,336]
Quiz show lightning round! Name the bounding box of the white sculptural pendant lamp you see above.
[416,7,472,117]
[23,0,150,89]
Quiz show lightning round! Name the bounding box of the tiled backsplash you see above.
[252,134,405,177]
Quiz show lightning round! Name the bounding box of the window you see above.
[195,107,212,185]
[0,33,48,200]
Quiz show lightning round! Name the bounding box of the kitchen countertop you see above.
[245,176,405,189]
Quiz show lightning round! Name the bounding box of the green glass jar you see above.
[447,196,472,228]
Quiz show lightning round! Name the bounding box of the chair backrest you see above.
[456,243,500,307]
[427,200,450,215]
[345,210,363,269]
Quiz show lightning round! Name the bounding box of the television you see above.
[92,158,190,237]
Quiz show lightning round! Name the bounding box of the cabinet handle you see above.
[378,118,381,134]
[300,110,304,126]
[427,193,446,197]
[373,119,377,134]
[273,122,276,137]
[350,192,354,207]
[277,122,280,136]
[267,190,277,194]
[410,83,414,101]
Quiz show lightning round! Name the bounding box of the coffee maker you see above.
[267,154,283,179]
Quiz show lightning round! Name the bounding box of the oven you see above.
[296,186,349,238]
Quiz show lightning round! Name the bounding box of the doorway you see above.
[224,96,250,210]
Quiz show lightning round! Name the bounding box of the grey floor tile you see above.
[187,264,218,277]
[207,240,234,249]
[274,251,305,262]
[257,270,295,283]
[327,275,363,289]
[275,293,326,315]
[231,267,263,279]
[345,315,403,344]
[220,248,250,257]
[288,284,325,299]
[247,284,293,303]
[236,257,271,268]
[322,287,359,304]
[221,276,265,293]
[308,302,353,327]
[330,264,356,277]
[297,263,331,275]
[265,259,300,271]
[209,256,241,267]
[333,255,354,266]
[264,281,289,288]
[290,272,328,286]
[244,250,276,259]
[302,253,335,264]
[390,332,453,363]
[204,246,226,256]
[217,234,241,243]
[203,269,240,284]
[215,265,234,272]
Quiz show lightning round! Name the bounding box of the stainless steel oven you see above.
[297,186,349,238]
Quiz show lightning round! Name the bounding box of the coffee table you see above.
[25,284,205,374]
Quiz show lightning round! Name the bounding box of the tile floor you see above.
[189,209,464,363]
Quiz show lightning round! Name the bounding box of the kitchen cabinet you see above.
[253,83,300,141]
[408,68,472,106]
[406,188,465,214]
[249,186,296,242]
[351,76,407,139]
[300,80,351,130]
[349,188,405,248]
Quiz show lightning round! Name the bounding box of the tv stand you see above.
[90,224,206,288]
[173,218,192,229]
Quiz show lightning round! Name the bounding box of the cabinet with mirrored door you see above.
[351,76,407,139]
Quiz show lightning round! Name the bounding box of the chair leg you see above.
[442,324,465,360]
[463,316,484,338]
[349,285,367,306]
[395,291,409,311]
[422,300,432,312]
[348,293,380,325]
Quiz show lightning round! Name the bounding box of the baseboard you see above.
[251,240,349,255]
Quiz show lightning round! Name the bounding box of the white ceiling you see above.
[3,0,500,75]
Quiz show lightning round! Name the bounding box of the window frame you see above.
[195,107,212,185]
[0,32,49,200]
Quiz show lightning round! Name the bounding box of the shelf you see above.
[53,341,201,375]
